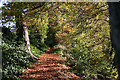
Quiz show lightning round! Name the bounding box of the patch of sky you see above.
[0,0,8,8]
[0,0,16,32]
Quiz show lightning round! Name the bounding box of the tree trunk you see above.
[23,26,39,59]
[108,2,120,79]
[22,13,39,59]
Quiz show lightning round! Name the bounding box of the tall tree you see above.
[22,13,39,59]
[2,2,46,59]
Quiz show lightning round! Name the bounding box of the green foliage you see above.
[62,41,116,79]
[2,27,37,80]
[2,38,36,80]
[33,12,49,43]
[2,2,119,80]
[29,32,48,52]
[52,2,118,80]
[29,11,49,51]
[30,44,43,57]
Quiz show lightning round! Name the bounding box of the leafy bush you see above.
[30,44,44,57]
[29,33,49,53]
[2,25,46,80]
[63,42,117,79]
[2,38,36,80]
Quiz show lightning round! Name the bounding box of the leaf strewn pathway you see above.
[20,53,82,80]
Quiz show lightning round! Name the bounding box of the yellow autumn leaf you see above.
[68,29,71,32]
[96,15,99,20]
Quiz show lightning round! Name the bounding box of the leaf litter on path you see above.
[20,53,83,80]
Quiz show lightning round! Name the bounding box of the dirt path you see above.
[20,53,82,80]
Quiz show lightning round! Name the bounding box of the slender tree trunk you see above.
[108,2,120,79]
[22,13,39,59]
[23,26,39,59]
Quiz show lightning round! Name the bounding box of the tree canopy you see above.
[2,2,119,80]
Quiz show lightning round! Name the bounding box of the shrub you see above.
[2,38,36,80]
[30,44,44,57]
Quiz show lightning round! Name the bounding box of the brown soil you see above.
[20,53,83,80]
